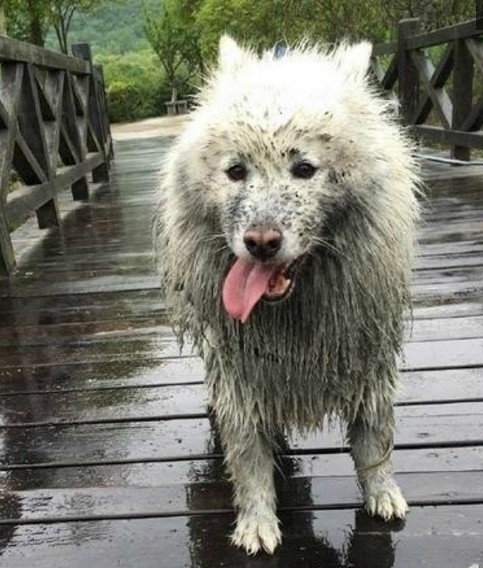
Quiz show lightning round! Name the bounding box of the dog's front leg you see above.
[218,415,281,555]
[347,402,408,521]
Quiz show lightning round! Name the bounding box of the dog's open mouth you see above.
[263,258,302,302]
[222,257,304,323]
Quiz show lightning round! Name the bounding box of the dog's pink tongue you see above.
[222,258,278,323]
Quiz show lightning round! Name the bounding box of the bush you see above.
[96,49,163,123]
[95,49,198,123]
[106,80,143,123]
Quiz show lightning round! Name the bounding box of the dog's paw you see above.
[365,482,408,521]
[231,512,282,555]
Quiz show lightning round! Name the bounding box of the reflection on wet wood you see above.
[1,405,483,466]
[0,136,482,567]
[0,506,481,568]
[1,471,482,524]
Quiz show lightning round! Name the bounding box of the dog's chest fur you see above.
[183,253,402,431]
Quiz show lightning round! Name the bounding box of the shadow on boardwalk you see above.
[0,131,482,568]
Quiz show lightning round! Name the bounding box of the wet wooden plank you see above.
[417,218,483,240]
[415,253,483,270]
[0,289,168,327]
[0,334,481,369]
[0,358,204,393]
[0,335,186,367]
[400,367,483,403]
[1,403,483,467]
[0,274,161,298]
[403,338,483,370]
[405,315,483,341]
[0,321,170,342]
[0,325,180,347]
[0,383,206,424]
[0,313,482,349]
[1,367,483,424]
[4,446,482,491]
[412,265,483,285]
[412,299,483,319]
[1,471,482,524]
[1,357,482,397]
[294,402,483,452]
[419,241,483,256]
[0,505,481,568]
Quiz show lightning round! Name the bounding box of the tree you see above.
[194,0,476,58]
[4,0,52,46]
[143,0,203,102]
[195,0,309,59]
[380,0,476,32]
[195,0,387,59]
[3,0,110,51]
[309,0,388,42]
[52,0,111,54]
[0,2,6,34]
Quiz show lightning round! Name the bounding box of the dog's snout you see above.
[243,228,283,260]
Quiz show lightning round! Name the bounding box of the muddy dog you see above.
[154,37,420,554]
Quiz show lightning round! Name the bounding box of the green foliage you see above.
[380,0,476,34]
[197,0,296,58]
[48,0,160,54]
[4,0,52,45]
[97,49,195,123]
[143,0,203,100]
[51,0,111,54]
[195,0,476,58]
[3,0,477,124]
[195,0,389,59]
[4,0,112,47]
[98,49,163,123]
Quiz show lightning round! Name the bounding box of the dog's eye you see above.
[291,162,317,179]
[226,164,247,181]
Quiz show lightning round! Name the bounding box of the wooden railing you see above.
[372,18,483,161]
[0,36,112,276]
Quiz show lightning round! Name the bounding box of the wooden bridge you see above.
[1,18,483,568]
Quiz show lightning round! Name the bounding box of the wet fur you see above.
[154,37,419,554]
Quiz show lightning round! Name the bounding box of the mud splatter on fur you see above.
[154,36,420,554]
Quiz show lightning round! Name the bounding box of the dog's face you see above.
[179,37,388,321]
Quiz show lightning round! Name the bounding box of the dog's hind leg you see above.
[346,397,408,521]
[216,409,281,555]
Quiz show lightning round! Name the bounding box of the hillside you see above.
[46,0,160,55]
[45,0,169,123]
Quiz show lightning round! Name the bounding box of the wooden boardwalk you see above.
[0,133,482,568]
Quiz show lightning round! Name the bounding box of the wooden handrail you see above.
[0,35,89,73]
[0,37,112,276]
[406,19,483,50]
[372,17,483,162]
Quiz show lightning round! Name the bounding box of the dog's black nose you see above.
[243,228,283,260]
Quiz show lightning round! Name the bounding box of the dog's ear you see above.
[219,35,252,73]
[334,41,373,82]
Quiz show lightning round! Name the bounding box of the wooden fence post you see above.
[22,63,61,228]
[398,18,420,124]
[0,211,15,276]
[72,43,110,184]
[452,40,474,161]
[94,64,114,162]
[0,36,113,277]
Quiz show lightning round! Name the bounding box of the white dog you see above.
[154,36,419,554]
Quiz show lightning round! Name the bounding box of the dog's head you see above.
[170,37,413,322]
